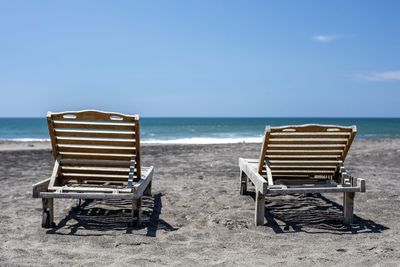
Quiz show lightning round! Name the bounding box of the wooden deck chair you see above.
[32,110,154,228]
[239,124,366,226]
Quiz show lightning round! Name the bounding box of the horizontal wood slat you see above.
[61,166,130,175]
[266,150,343,155]
[260,173,318,178]
[269,160,341,165]
[57,144,136,154]
[61,173,130,181]
[60,159,133,167]
[53,120,135,130]
[269,138,349,144]
[271,170,334,174]
[267,144,346,150]
[59,152,134,160]
[266,155,340,159]
[55,129,135,139]
[56,136,136,147]
[266,178,330,184]
[269,165,337,169]
[270,132,351,138]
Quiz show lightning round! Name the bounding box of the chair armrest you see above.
[133,166,154,197]
[239,158,268,194]
[32,178,50,198]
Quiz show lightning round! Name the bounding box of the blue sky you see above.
[0,0,399,117]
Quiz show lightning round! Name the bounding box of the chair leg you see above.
[239,170,247,195]
[255,191,265,226]
[144,181,152,196]
[131,200,135,227]
[41,198,54,228]
[131,198,142,227]
[136,197,142,227]
[75,198,82,210]
[343,192,355,225]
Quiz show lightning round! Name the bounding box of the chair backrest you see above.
[47,110,141,183]
[258,124,356,181]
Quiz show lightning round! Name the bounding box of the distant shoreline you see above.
[1,118,400,142]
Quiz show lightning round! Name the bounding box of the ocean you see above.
[0,118,399,144]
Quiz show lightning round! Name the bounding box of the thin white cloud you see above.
[356,70,400,81]
[312,34,340,43]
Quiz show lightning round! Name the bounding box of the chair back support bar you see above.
[258,124,356,180]
[47,110,141,183]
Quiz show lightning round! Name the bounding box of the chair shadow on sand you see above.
[248,192,388,234]
[46,193,178,236]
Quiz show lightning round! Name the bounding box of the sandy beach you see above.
[0,139,399,266]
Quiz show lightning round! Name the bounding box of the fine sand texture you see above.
[0,139,399,266]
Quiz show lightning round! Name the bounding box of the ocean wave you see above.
[0,137,263,144]
[0,138,51,142]
[142,137,263,144]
